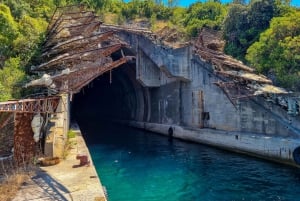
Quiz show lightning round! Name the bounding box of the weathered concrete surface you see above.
[45,94,70,158]
[67,27,300,168]
[13,126,106,201]
[109,29,191,80]
[107,27,300,138]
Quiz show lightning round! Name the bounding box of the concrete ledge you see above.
[124,120,300,168]
[13,124,107,201]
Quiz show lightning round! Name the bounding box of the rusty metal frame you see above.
[46,5,92,33]
[47,13,96,35]
[71,57,129,92]
[48,20,102,43]
[41,31,115,58]
[29,5,132,95]
[52,57,130,93]
[0,96,60,113]
[34,44,125,71]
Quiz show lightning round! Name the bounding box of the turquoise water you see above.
[81,123,300,201]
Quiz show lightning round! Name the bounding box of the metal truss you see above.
[0,96,60,113]
[54,57,130,93]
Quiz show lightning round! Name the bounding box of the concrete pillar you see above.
[44,93,70,158]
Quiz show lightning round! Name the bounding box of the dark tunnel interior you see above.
[71,58,149,127]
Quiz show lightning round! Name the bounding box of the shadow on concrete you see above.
[30,169,70,201]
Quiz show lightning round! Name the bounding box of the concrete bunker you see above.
[2,5,299,168]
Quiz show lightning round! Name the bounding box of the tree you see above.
[248,0,275,28]
[0,57,25,100]
[0,4,19,60]
[0,2,51,100]
[1,0,31,19]
[13,15,47,62]
[0,83,10,101]
[171,7,186,26]
[184,2,227,37]
[223,0,277,61]
[246,11,300,90]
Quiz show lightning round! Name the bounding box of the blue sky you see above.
[125,0,300,7]
[176,0,300,7]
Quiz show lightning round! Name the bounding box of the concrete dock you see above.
[13,128,106,201]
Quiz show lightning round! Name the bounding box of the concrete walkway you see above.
[13,129,107,201]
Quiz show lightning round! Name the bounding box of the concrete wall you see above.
[108,29,300,166]
[116,31,191,79]
[125,121,300,168]
[136,48,160,87]
[125,33,300,137]
[181,57,240,130]
[149,81,181,125]
[237,99,300,137]
[58,27,299,166]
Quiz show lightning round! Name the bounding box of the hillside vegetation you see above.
[0,0,299,101]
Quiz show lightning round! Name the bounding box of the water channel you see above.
[77,120,300,201]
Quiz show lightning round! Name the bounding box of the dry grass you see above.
[103,12,119,24]
[152,20,169,32]
[0,171,30,201]
[0,158,35,201]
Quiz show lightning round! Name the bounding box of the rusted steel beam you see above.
[0,96,60,113]
[101,44,125,57]
[53,7,92,21]
[215,71,272,84]
[195,46,255,73]
[46,5,91,33]
[45,6,100,48]
[53,11,95,24]
[34,44,125,71]
[46,20,102,47]
[71,57,129,92]
[52,57,129,93]
[41,31,115,58]
[101,24,152,34]
[46,14,92,43]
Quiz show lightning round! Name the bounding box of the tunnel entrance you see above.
[72,62,150,126]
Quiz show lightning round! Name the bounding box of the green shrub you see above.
[67,129,76,138]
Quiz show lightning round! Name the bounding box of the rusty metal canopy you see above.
[194,28,288,102]
[29,5,131,94]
